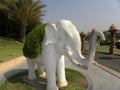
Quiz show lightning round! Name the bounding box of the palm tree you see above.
[0,0,46,42]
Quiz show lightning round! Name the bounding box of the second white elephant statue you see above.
[87,29,105,64]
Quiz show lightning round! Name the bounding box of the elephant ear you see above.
[45,23,58,45]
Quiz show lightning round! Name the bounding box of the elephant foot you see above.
[46,86,58,90]
[28,74,36,80]
[90,61,97,65]
[57,81,68,87]
[77,63,88,70]
[38,71,46,78]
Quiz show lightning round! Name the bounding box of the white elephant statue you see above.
[23,19,105,90]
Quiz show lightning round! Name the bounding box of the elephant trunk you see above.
[66,50,88,66]
[86,31,105,63]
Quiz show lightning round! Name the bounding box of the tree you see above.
[116,31,120,40]
[0,0,46,42]
[103,31,110,42]
[0,9,20,39]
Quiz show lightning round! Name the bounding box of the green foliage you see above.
[23,24,45,59]
[0,0,46,25]
[0,0,46,42]
[116,42,120,49]
[103,32,110,42]
[100,40,110,45]
[0,9,41,41]
[26,21,42,35]
[116,32,120,40]
[0,9,20,39]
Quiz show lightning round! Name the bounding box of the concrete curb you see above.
[96,63,120,79]
[82,71,93,90]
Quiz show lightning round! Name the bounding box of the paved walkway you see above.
[0,56,120,90]
[0,56,27,84]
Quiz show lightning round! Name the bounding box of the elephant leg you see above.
[45,62,58,90]
[34,55,46,78]
[27,59,36,80]
[57,55,68,87]
[37,64,46,78]
[90,49,97,64]
[43,45,58,90]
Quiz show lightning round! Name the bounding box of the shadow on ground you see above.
[4,69,26,79]
[4,69,46,90]
[23,76,47,90]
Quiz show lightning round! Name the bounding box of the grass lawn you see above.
[96,45,109,53]
[86,44,120,54]
[63,69,87,90]
[96,45,120,54]
[0,37,23,62]
[0,69,87,90]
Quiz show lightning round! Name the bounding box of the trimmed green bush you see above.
[23,24,45,59]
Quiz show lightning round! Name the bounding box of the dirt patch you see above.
[60,78,87,90]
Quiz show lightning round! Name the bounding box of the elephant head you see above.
[44,19,87,67]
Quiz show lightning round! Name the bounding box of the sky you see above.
[42,0,120,32]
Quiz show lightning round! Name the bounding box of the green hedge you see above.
[23,24,45,59]
[116,42,120,49]
[100,41,110,45]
